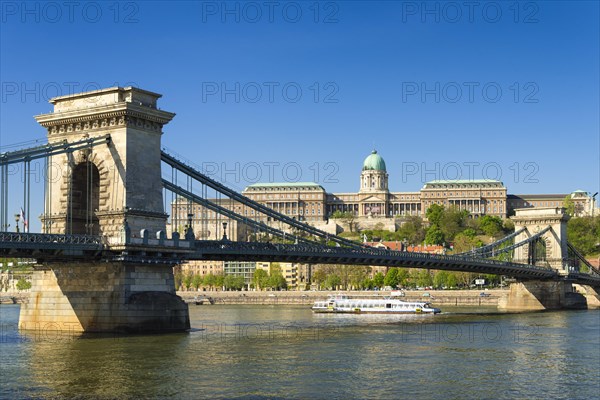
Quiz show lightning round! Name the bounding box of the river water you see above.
[1,304,599,399]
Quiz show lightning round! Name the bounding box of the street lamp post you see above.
[222,222,228,241]
[44,220,54,234]
[14,214,20,233]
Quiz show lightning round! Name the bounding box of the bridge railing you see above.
[0,231,196,251]
[105,235,193,249]
[0,231,104,246]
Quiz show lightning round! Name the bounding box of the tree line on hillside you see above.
[567,215,600,256]
[357,205,513,250]
[334,204,599,257]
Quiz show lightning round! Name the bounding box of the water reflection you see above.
[18,329,190,399]
[1,305,598,399]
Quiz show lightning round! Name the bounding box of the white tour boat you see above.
[311,294,441,314]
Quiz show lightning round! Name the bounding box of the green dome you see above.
[362,150,386,172]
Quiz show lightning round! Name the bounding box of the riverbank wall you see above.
[177,290,505,307]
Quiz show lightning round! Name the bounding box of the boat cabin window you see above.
[386,303,391,309]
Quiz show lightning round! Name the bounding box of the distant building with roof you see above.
[243,182,326,222]
[421,179,507,217]
[508,190,596,217]
[364,242,444,254]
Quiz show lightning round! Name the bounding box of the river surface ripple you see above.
[1,304,599,399]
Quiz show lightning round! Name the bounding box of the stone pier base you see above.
[573,284,600,309]
[18,262,190,333]
[498,281,588,311]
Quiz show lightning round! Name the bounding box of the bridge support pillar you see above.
[573,284,600,309]
[18,262,190,333]
[498,281,587,311]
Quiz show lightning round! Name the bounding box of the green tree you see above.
[174,272,183,290]
[440,207,469,240]
[312,269,327,289]
[425,224,445,245]
[446,273,458,288]
[253,269,269,290]
[415,270,433,287]
[397,216,426,244]
[479,215,503,237]
[361,278,374,290]
[384,268,400,288]
[373,272,385,288]
[452,232,484,253]
[182,273,193,291]
[323,274,341,290]
[563,195,575,216]
[485,274,501,286]
[433,270,448,289]
[192,274,203,290]
[16,277,31,291]
[215,273,225,289]
[268,272,287,290]
[331,211,358,232]
[502,218,515,233]
[348,266,370,290]
[204,273,217,290]
[426,204,444,225]
[567,216,600,255]
[462,228,477,238]
[455,272,476,288]
[224,275,245,291]
[396,268,410,287]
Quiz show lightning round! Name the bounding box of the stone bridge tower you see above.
[499,208,590,311]
[512,207,570,273]
[20,87,190,333]
[35,87,175,238]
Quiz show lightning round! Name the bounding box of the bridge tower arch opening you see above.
[529,237,548,266]
[68,161,100,235]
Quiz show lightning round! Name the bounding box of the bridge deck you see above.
[2,232,599,287]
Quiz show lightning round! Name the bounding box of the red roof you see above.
[364,242,444,254]
[586,258,600,268]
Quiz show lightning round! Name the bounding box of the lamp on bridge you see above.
[85,223,94,235]
[44,220,54,234]
[14,213,20,233]
[222,222,228,241]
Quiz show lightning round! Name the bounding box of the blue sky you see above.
[1,0,598,205]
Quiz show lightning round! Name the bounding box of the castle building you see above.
[420,180,507,217]
[507,190,595,217]
[169,150,594,239]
